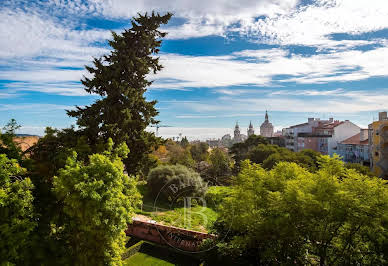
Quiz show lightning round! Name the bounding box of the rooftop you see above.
[340,133,368,145]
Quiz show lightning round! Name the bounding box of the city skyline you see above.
[1,0,388,138]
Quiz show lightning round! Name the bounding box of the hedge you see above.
[122,240,144,260]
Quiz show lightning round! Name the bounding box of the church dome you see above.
[260,111,274,137]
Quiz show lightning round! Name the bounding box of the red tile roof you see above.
[320,121,344,129]
[340,133,368,145]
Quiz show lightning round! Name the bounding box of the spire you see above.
[235,121,239,129]
[265,110,269,122]
[249,120,253,128]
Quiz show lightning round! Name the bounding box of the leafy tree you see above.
[180,136,189,148]
[345,162,375,177]
[67,12,172,177]
[165,141,195,168]
[246,144,317,171]
[230,135,268,173]
[262,149,317,171]
[22,127,95,265]
[0,119,23,162]
[0,154,35,265]
[213,157,388,265]
[247,144,281,165]
[190,142,209,163]
[299,149,321,169]
[205,186,232,209]
[53,139,141,266]
[206,148,233,184]
[147,164,207,201]
[27,127,92,179]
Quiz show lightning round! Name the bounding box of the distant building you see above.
[233,122,247,144]
[234,122,242,143]
[273,130,282,137]
[283,117,361,155]
[260,111,274,137]
[369,112,388,178]
[247,121,254,136]
[267,136,286,147]
[283,118,332,152]
[337,129,369,164]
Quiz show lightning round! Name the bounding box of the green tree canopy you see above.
[53,139,141,266]
[0,119,23,162]
[67,12,172,176]
[0,154,35,265]
[206,148,233,184]
[190,142,209,163]
[213,156,388,265]
[147,164,207,201]
[230,135,268,164]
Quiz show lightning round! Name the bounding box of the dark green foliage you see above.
[230,135,268,162]
[0,154,35,265]
[180,136,189,148]
[345,162,375,177]
[262,148,317,171]
[165,140,195,168]
[205,186,232,208]
[247,144,280,164]
[190,142,209,162]
[122,241,145,260]
[245,144,318,171]
[27,127,92,178]
[147,164,207,201]
[206,148,233,184]
[0,119,23,162]
[67,12,172,177]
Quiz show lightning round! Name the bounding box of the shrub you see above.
[214,157,388,265]
[205,186,233,208]
[147,164,207,201]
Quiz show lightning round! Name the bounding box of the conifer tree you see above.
[68,12,172,176]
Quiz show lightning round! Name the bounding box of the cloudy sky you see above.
[1,0,388,139]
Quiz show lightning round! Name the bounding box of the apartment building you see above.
[337,129,369,164]
[283,118,360,156]
[369,112,388,178]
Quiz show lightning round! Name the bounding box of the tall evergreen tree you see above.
[68,12,172,176]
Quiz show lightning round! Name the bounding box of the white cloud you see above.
[0,103,73,111]
[245,0,388,48]
[152,43,388,88]
[79,0,388,46]
[5,82,89,96]
[147,126,235,141]
[87,0,298,20]
[0,9,110,58]
[166,88,388,114]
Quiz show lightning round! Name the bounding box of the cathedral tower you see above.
[247,121,254,136]
[260,111,274,137]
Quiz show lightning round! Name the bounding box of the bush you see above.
[122,241,144,260]
[205,186,233,208]
[214,156,388,265]
[147,164,207,201]
[0,154,35,265]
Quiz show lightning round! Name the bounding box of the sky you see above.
[1,0,388,140]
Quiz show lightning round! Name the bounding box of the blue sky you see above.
[1,0,388,140]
